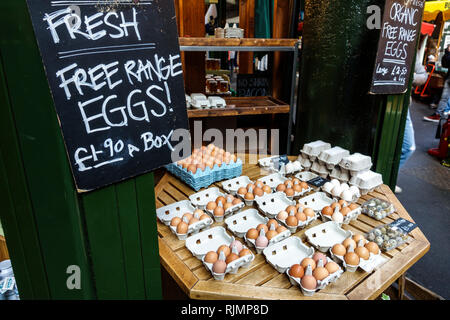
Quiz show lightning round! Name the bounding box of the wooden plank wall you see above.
[239,0,255,74]
[0,236,9,262]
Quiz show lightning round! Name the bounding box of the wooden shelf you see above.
[187,96,289,118]
[179,37,299,48]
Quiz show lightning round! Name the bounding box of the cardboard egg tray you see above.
[305,221,352,253]
[156,200,213,240]
[221,175,253,195]
[317,146,350,171]
[286,257,344,297]
[295,171,319,182]
[202,248,254,281]
[262,236,314,273]
[244,228,291,254]
[224,209,268,238]
[361,198,395,221]
[300,140,331,162]
[257,173,287,190]
[275,209,318,234]
[235,190,269,207]
[329,167,350,183]
[165,158,243,191]
[339,153,372,176]
[255,192,296,218]
[319,206,362,225]
[310,161,329,179]
[349,170,383,195]
[298,156,313,171]
[297,192,334,213]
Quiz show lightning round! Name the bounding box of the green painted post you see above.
[0,0,162,299]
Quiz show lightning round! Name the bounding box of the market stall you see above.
[155,152,430,300]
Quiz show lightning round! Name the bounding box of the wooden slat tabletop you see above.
[155,154,430,300]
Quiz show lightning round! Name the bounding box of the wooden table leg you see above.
[398,274,406,300]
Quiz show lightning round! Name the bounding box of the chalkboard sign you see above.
[26,0,189,192]
[388,218,417,233]
[370,0,425,94]
[306,176,329,188]
[237,73,271,97]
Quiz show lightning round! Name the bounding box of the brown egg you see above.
[284,180,292,186]
[193,209,204,218]
[244,192,255,201]
[293,184,302,192]
[343,238,357,249]
[176,221,188,234]
[262,185,272,194]
[189,217,199,225]
[292,178,301,185]
[212,260,227,274]
[276,184,286,192]
[256,224,268,234]
[286,205,297,214]
[296,203,305,211]
[204,251,218,264]
[266,230,278,240]
[355,246,370,260]
[267,219,278,229]
[301,275,317,290]
[340,207,351,216]
[300,182,309,189]
[196,163,206,171]
[289,264,304,278]
[226,253,239,264]
[304,208,315,218]
[187,164,197,174]
[332,243,346,256]
[276,226,287,233]
[224,202,233,211]
[338,200,348,207]
[246,183,255,190]
[353,234,365,243]
[285,188,295,197]
[239,248,252,257]
[325,261,340,274]
[322,206,333,216]
[349,203,359,210]
[170,217,182,227]
[216,196,226,205]
[246,228,259,240]
[286,216,298,227]
[330,202,341,210]
[344,252,360,266]
[217,245,231,257]
[253,187,264,197]
[312,252,328,265]
[182,213,193,221]
[213,206,224,217]
[237,187,247,195]
[313,267,329,281]
[300,258,316,271]
[200,214,210,221]
[277,210,288,220]
[182,162,189,169]
[295,212,307,222]
[232,198,242,205]
[365,242,380,255]
[206,201,217,211]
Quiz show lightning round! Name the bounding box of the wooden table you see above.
[155,155,430,300]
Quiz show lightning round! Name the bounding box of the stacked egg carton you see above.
[298,140,331,173]
[166,158,242,191]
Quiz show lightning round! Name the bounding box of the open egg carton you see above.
[349,170,383,195]
[319,201,362,225]
[305,221,352,253]
[189,188,245,222]
[274,178,312,200]
[185,227,255,281]
[156,200,213,240]
[339,153,372,177]
[257,172,287,190]
[361,198,395,220]
[300,140,332,162]
[329,234,387,273]
[321,179,361,202]
[235,182,273,206]
[221,175,253,196]
[224,208,268,238]
[258,155,302,175]
[244,220,291,254]
[295,171,319,182]
[317,146,350,171]
[263,236,314,273]
[297,192,334,213]
[287,254,344,296]
[366,224,410,252]
[255,192,296,218]
[275,204,318,233]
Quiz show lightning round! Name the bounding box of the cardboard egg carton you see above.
[275,207,318,234]
[287,257,344,296]
[339,153,372,176]
[189,187,224,210]
[310,161,329,179]
[300,140,332,162]
[295,171,319,182]
[329,167,350,183]
[349,170,383,195]
[221,176,253,195]
[236,189,268,207]
[257,173,287,190]
[262,236,314,273]
[298,156,313,171]
[224,209,268,238]
[319,204,362,226]
[244,228,291,254]
[156,200,213,240]
[255,192,296,218]
[297,192,334,213]
[185,226,233,260]
[321,180,361,202]
[317,146,350,170]
[305,221,352,253]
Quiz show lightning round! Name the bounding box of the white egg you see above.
[340,183,350,191]
[293,160,302,171]
[323,182,334,193]
[286,162,294,174]
[341,189,354,202]
[332,210,344,223]
[331,179,341,187]
[331,185,343,197]
[349,186,360,197]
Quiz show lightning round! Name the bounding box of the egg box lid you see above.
[295,171,319,182]
[169,216,214,240]
[185,226,234,260]
[221,175,253,194]
[349,170,383,190]
[190,93,207,100]
[257,173,287,190]
[297,192,333,212]
[317,146,350,166]
[263,236,314,274]
[224,209,269,238]
[189,187,226,209]
[339,153,372,172]
[156,200,196,225]
[305,221,352,251]
[255,192,296,218]
[301,140,332,157]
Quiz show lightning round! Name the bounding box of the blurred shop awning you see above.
[423,0,450,21]
[421,21,436,35]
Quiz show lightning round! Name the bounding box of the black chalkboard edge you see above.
[368,88,408,95]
